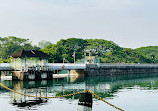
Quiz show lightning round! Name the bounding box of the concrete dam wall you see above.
[85,64,158,76]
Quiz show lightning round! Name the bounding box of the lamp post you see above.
[62,54,67,64]
[63,57,65,64]
[73,51,75,64]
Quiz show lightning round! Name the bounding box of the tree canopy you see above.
[38,40,52,49]
[0,36,157,63]
[41,38,153,63]
[41,38,88,63]
[0,36,39,62]
[135,46,158,63]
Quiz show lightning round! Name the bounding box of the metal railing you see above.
[0,63,11,70]
[0,63,10,67]
[1,63,158,71]
[98,63,158,67]
[47,63,86,70]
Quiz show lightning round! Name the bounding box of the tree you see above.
[85,39,122,57]
[135,46,158,63]
[41,38,88,63]
[40,38,154,63]
[56,38,88,62]
[0,36,39,60]
[38,40,52,49]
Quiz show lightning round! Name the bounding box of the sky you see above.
[0,0,158,48]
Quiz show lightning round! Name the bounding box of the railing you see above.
[0,63,10,67]
[21,65,49,72]
[47,63,86,70]
[0,63,11,70]
[0,63,86,71]
[98,63,158,67]
[1,63,158,71]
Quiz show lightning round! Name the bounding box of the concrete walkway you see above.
[1,76,12,80]
[53,74,77,78]
[0,74,77,80]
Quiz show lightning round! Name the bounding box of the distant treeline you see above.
[0,36,157,63]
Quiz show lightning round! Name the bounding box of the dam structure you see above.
[85,64,158,76]
[1,50,158,80]
[1,63,158,78]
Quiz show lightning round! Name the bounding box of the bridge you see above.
[0,63,86,71]
[2,63,158,77]
[1,63,158,71]
[47,63,86,70]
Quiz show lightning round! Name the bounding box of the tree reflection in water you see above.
[1,73,158,110]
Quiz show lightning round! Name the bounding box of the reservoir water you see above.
[1,73,158,111]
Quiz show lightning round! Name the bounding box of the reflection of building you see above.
[8,80,93,111]
[11,81,48,109]
[1,74,158,110]
[12,98,47,108]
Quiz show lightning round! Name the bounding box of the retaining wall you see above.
[85,64,158,76]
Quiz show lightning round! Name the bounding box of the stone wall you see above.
[85,64,158,76]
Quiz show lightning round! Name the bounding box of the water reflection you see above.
[1,73,158,110]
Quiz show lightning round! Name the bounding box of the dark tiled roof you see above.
[11,50,50,58]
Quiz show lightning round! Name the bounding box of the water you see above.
[1,73,158,111]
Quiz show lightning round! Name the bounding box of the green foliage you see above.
[0,36,157,63]
[41,38,153,63]
[135,46,158,63]
[38,40,52,49]
[0,36,39,61]
[41,38,88,63]
[100,48,152,63]
[85,39,122,57]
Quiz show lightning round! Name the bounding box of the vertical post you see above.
[46,86,48,98]
[40,88,41,97]
[67,70,70,83]
[24,89,26,102]
[53,69,55,78]
[0,71,1,80]
[63,58,65,64]
[52,69,53,80]
[25,57,26,71]
[36,88,38,100]
[74,51,75,64]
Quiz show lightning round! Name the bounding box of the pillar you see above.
[0,71,1,80]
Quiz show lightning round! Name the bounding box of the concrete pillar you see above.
[67,70,70,82]
[68,70,70,77]
[51,69,54,79]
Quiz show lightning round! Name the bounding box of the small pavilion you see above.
[85,56,100,64]
[11,50,50,71]
[84,52,100,64]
